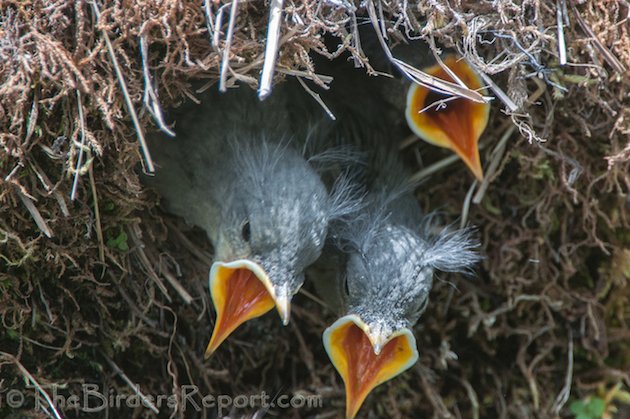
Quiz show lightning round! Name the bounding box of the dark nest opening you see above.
[1,1,629,418]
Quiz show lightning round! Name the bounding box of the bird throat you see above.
[326,320,416,418]
[405,55,489,180]
[424,89,475,160]
[205,267,276,357]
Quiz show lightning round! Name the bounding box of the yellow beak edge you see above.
[405,55,490,181]
[323,315,419,419]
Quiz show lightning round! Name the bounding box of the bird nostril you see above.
[241,221,251,242]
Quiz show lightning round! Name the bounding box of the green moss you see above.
[106,228,129,252]
[570,397,606,419]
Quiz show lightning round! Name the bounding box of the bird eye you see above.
[241,221,251,242]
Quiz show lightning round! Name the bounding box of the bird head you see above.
[405,55,490,181]
[206,139,359,357]
[324,210,480,418]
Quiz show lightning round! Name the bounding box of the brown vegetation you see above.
[1,1,628,418]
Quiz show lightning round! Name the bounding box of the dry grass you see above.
[1,1,628,418]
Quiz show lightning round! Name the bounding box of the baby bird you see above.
[322,149,480,418]
[405,55,490,180]
[146,84,357,357]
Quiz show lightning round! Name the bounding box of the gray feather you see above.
[145,82,362,298]
[335,144,481,336]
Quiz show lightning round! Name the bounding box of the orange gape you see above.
[328,322,416,419]
[406,56,489,181]
[206,268,275,357]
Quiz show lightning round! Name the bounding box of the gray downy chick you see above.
[145,83,359,357]
[322,146,480,419]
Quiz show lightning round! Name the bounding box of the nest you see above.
[1,1,628,418]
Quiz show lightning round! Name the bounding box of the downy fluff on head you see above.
[211,134,364,300]
[335,155,481,338]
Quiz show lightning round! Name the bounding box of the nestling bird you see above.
[405,55,490,180]
[321,140,481,418]
[146,84,358,357]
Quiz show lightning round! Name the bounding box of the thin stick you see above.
[296,77,336,120]
[162,270,194,305]
[366,0,488,104]
[551,328,574,414]
[71,90,87,201]
[428,35,467,89]
[258,0,284,100]
[213,3,228,48]
[399,134,420,150]
[88,156,105,263]
[102,353,160,414]
[415,95,459,115]
[91,1,155,173]
[473,124,515,204]
[298,288,327,309]
[276,67,333,84]
[140,35,175,137]
[202,0,215,44]
[0,352,63,419]
[468,60,518,112]
[572,6,626,73]
[219,0,239,92]
[409,138,491,184]
[556,0,567,66]
[17,191,53,238]
[409,154,460,184]
[460,181,477,229]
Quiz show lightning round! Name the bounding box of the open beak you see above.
[205,259,290,358]
[323,315,418,419]
[405,55,490,181]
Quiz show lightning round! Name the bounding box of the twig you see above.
[399,134,419,150]
[296,77,336,120]
[409,135,492,184]
[17,190,53,238]
[366,0,488,104]
[297,288,327,308]
[202,0,216,45]
[460,181,477,229]
[140,35,175,137]
[468,60,518,112]
[551,328,574,414]
[0,352,63,419]
[25,88,39,143]
[4,161,24,182]
[415,94,460,115]
[28,159,70,217]
[427,35,468,89]
[409,154,460,184]
[458,377,480,419]
[128,227,173,302]
[572,6,626,74]
[276,67,333,84]
[258,0,284,100]
[219,0,239,92]
[556,0,567,66]
[71,90,87,201]
[350,11,363,67]
[164,219,213,264]
[212,3,227,48]
[102,352,160,414]
[88,155,105,264]
[490,32,568,93]
[161,270,194,305]
[90,1,155,173]
[473,124,515,204]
